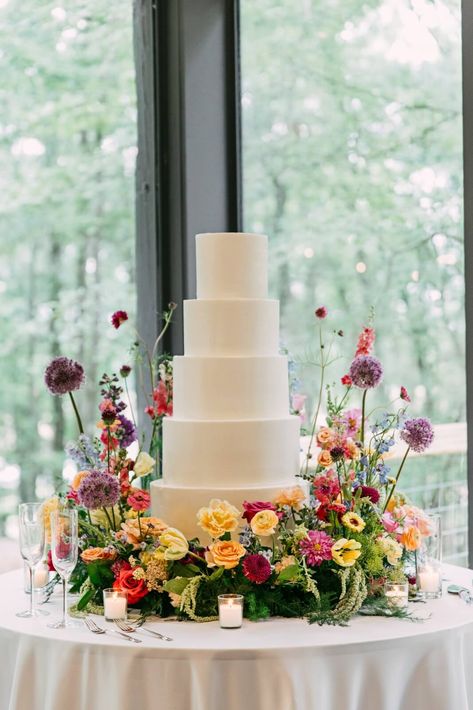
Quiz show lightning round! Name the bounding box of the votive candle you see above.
[103,589,128,620]
[384,582,408,609]
[218,594,244,628]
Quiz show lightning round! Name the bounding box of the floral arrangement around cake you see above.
[43,306,434,625]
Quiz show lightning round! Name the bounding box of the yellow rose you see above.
[197,498,240,538]
[341,512,365,533]
[317,450,333,468]
[331,538,362,567]
[157,527,189,560]
[206,540,246,569]
[41,496,59,543]
[250,509,279,536]
[133,451,156,477]
[71,470,91,492]
[273,486,306,510]
[90,505,121,529]
[317,427,336,448]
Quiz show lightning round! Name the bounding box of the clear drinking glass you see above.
[48,508,79,628]
[17,502,48,618]
[417,513,443,599]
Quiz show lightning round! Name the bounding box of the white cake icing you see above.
[151,232,303,539]
[184,299,279,356]
[172,356,290,420]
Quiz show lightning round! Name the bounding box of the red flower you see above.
[313,473,341,505]
[111,559,131,579]
[242,500,278,524]
[341,374,352,386]
[127,488,151,512]
[111,310,128,329]
[355,327,375,357]
[66,488,79,503]
[315,306,328,319]
[113,568,149,605]
[242,554,272,584]
[152,381,173,416]
[400,386,411,402]
[47,549,56,572]
[357,485,380,504]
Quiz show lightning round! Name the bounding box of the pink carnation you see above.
[127,488,151,512]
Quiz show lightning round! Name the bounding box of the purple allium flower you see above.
[400,417,434,453]
[44,356,85,396]
[242,554,272,584]
[299,530,334,566]
[77,470,120,509]
[349,355,383,389]
[117,414,137,448]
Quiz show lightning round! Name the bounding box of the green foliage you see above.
[86,560,114,588]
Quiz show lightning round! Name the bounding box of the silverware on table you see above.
[114,618,173,642]
[84,615,142,643]
[447,585,473,604]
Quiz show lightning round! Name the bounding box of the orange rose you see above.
[81,547,117,563]
[206,540,246,569]
[273,486,306,510]
[318,450,333,468]
[317,427,335,448]
[400,526,421,552]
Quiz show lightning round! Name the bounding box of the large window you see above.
[0,1,137,537]
[241,0,467,562]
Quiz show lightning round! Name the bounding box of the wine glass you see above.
[47,508,79,629]
[17,502,49,618]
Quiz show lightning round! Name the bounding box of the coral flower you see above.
[341,374,353,387]
[127,488,151,512]
[318,450,333,468]
[205,540,246,569]
[355,327,376,357]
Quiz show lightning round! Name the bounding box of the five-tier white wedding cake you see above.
[150,232,301,539]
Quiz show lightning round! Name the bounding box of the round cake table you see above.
[1,564,473,710]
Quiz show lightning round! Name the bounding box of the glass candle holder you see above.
[416,514,442,599]
[384,581,409,609]
[103,589,128,621]
[218,594,244,628]
[23,560,50,594]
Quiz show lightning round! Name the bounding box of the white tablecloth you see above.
[1,564,473,710]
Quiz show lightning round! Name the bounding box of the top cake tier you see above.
[196,232,268,299]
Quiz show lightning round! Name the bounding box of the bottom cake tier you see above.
[150,479,307,541]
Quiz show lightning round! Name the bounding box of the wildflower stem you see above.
[302,326,326,477]
[124,378,137,430]
[360,390,368,446]
[103,506,114,530]
[383,446,410,513]
[68,392,84,435]
[138,512,143,537]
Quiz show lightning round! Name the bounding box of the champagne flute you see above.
[17,502,49,618]
[48,508,78,629]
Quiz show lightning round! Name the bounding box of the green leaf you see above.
[86,561,114,587]
[77,588,95,611]
[172,562,200,578]
[164,577,191,595]
[277,564,301,582]
[208,566,225,583]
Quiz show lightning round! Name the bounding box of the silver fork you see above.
[84,616,142,643]
[114,618,173,642]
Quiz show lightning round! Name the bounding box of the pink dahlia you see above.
[111,310,128,329]
[242,554,272,584]
[299,530,334,566]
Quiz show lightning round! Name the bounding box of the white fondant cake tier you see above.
[162,416,300,487]
[150,479,306,541]
[184,299,279,356]
[196,233,268,299]
[172,355,290,420]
